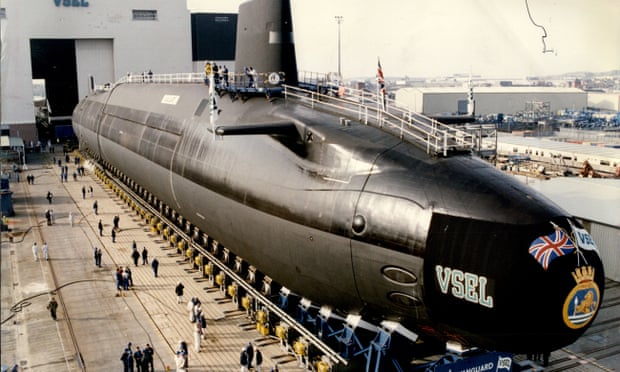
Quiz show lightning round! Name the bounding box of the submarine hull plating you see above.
[72,0,604,354]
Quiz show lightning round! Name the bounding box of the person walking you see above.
[120,347,134,372]
[255,348,263,372]
[175,282,184,304]
[96,248,102,267]
[122,268,130,291]
[68,211,74,227]
[93,200,98,215]
[93,246,99,266]
[47,297,58,320]
[115,267,123,296]
[194,321,202,352]
[240,348,249,372]
[175,341,188,372]
[199,312,207,340]
[141,247,148,265]
[142,344,154,372]
[151,257,159,277]
[111,228,116,243]
[42,241,49,260]
[32,242,39,261]
[133,346,143,372]
[245,342,254,369]
[131,248,140,266]
[98,219,103,236]
[46,191,53,204]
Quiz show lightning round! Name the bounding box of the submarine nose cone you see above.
[424,215,605,353]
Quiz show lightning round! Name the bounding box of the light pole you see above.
[335,16,344,79]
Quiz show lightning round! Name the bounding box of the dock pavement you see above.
[1,148,304,371]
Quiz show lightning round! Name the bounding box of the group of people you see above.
[44,208,55,225]
[81,185,94,199]
[93,246,103,267]
[186,297,209,353]
[240,341,265,372]
[130,240,149,266]
[244,66,258,88]
[204,62,229,88]
[120,342,155,372]
[32,241,49,261]
[115,266,134,295]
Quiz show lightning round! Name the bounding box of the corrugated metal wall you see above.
[585,220,620,282]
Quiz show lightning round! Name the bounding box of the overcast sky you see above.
[187,0,620,79]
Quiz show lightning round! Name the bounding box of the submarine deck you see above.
[1,148,618,372]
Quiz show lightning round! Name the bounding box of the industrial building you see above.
[0,1,237,147]
[396,86,588,117]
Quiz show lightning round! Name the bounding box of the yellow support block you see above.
[293,340,306,356]
[316,361,330,372]
[275,325,287,340]
[241,296,252,310]
[204,263,213,276]
[256,310,266,324]
[215,273,225,286]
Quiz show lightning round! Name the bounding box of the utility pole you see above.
[335,16,344,79]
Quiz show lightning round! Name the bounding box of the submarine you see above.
[72,0,604,356]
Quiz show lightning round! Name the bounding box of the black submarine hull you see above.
[72,0,604,354]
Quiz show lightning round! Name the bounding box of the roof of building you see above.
[398,87,585,94]
[518,176,620,227]
[0,136,25,148]
[497,134,620,161]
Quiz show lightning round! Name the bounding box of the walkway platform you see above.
[1,148,304,371]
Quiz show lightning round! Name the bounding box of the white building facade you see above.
[0,0,192,142]
[396,86,588,117]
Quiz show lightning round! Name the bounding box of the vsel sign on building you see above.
[54,0,89,7]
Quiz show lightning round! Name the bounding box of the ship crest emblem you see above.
[562,266,600,329]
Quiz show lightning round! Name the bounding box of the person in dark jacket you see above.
[47,297,58,320]
[120,347,134,372]
[245,342,254,369]
[133,346,143,372]
[151,257,159,277]
[142,344,154,372]
[175,282,184,303]
[141,247,148,265]
[255,348,263,372]
[240,348,249,372]
[131,248,140,266]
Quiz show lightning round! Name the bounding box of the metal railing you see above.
[101,71,487,157]
[284,84,476,157]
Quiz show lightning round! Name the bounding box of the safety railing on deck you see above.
[113,71,287,91]
[101,71,492,157]
[284,84,477,157]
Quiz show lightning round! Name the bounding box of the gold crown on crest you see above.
[572,266,595,284]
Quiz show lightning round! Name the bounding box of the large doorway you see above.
[30,39,79,141]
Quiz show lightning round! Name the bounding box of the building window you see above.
[132,9,157,21]
[0,8,6,19]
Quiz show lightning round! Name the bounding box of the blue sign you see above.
[54,0,89,7]
[434,352,513,372]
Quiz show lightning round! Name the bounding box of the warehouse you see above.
[0,0,193,144]
[396,86,588,117]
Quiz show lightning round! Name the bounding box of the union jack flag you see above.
[528,226,576,270]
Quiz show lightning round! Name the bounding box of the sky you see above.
[187,0,620,79]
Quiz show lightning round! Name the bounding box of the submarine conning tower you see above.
[234,0,298,86]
